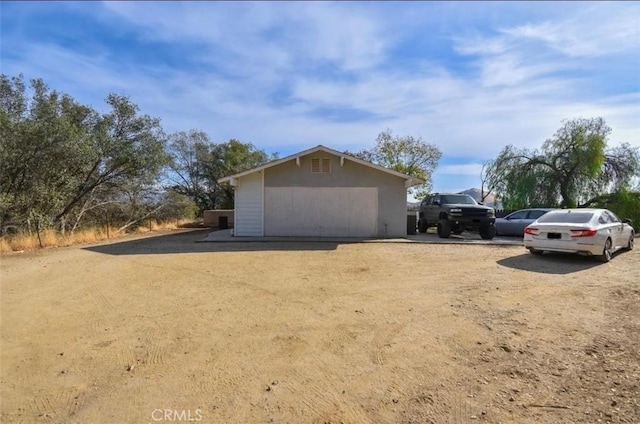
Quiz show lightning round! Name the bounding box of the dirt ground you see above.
[1,229,638,424]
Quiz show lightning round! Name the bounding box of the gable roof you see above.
[217,145,424,187]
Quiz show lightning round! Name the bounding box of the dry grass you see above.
[0,219,198,253]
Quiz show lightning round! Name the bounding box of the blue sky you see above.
[2,1,639,196]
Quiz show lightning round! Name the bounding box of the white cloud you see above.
[478,54,563,87]
[3,1,638,165]
[501,4,640,58]
[101,1,395,73]
[438,163,484,176]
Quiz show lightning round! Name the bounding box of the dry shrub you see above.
[6,233,42,251]
[41,229,59,247]
[0,219,200,254]
[5,229,58,251]
[65,228,107,245]
[0,237,13,253]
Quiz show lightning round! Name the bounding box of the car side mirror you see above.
[433,201,439,206]
[622,218,632,224]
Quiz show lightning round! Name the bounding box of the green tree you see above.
[350,129,442,197]
[584,188,640,231]
[0,74,170,233]
[1,75,98,230]
[166,130,214,212]
[52,93,169,228]
[209,139,275,209]
[166,136,274,212]
[487,117,640,209]
[153,191,199,222]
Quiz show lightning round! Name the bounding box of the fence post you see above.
[35,217,43,248]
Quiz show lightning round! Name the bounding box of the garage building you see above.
[218,145,422,238]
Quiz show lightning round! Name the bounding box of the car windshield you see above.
[536,211,594,224]
[441,195,477,205]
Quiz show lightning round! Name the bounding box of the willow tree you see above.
[487,117,640,209]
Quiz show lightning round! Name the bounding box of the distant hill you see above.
[407,188,500,209]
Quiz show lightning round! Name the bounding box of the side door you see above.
[427,195,441,223]
[597,212,617,247]
[503,210,528,235]
[604,210,625,248]
[419,195,432,223]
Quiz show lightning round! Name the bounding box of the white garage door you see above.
[264,187,378,237]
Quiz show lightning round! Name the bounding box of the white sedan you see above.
[523,208,635,262]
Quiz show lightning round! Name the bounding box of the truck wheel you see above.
[418,219,428,233]
[437,219,451,238]
[479,224,496,240]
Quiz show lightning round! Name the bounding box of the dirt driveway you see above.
[1,230,638,424]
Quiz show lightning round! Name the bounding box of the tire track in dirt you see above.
[401,384,475,424]
[87,373,146,424]
[194,345,266,418]
[282,362,372,424]
[116,344,138,373]
[27,391,58,419]
[447,390,474,424]
[89,288,113,315]
[24,385,87,422]
[371,322,406,366]
[173,296,205,334]
[85,283,117,339]
[146,316,173,368]
[400,330,477,424]
[64,386,87,418]
[18,352,65,421]
[131,316,175,383]
[30,385,88,420]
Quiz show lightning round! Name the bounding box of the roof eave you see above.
[217,145,423,185]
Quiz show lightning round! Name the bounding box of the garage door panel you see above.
[264,187,377,237]
[264,187,293,236]
[316,188,349,237]
[348,189,378,237]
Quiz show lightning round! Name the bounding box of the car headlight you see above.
[450,208,462,213]
[487,210,495,217]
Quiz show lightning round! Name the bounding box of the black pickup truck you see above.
[418,193,496,239]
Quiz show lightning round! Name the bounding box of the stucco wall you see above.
[264,154,407,237]
[203,210,234,228]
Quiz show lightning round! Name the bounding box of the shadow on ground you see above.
[84,229,339,255]
[497,251,610,274]
[409,229,523,245]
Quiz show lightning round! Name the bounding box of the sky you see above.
[2,1,639,196]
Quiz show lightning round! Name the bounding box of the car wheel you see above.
[598,238,613,262]
[437,219,451,238]
[418,219,428,233]
[627,232,635,250]
[479,224,496,240]
[529,248,543,255]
